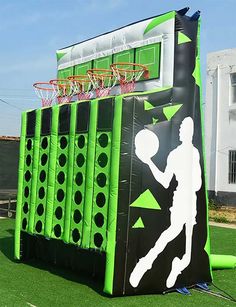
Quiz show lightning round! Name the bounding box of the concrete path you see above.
[209,221,236,229]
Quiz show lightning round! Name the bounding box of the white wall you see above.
[205,49,236,194]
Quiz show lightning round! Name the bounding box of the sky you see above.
[0,0,235,136]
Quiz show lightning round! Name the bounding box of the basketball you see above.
[135,129,159,159]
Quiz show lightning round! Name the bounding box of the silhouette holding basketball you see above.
[130,117,202,289]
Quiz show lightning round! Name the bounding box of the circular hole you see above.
[74,191,82,205]
[72,229,80,243]
[26,155,31,166]
[59,154,67,167]
[23,202,28,214]
[55,206,63,220]
[57,189,64,202]
[96,193,106,208]
[54,224,61,238]
[94,213,104,228]
[73,209,82,224]
[94,233,103,248]
[35,220,42,233]
[76,154,85,167]
[78,135,85,149]
[24,186,29,198]
[57,171,65,184]
[97,173,107,187]
[98,153,108,168]
[37,204,44,216]
[98,133,108,148]
[40,170,46,183]
[27,139,32,151]
[41,137,48,150]
[25,170,31,182]
[60,136,68,149]
[38,187,45,199]
[41,154,48,166]
[75,172,83,186]
[22,218,27,230]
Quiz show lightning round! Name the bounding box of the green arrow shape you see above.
[132,217,145,229]
[130,189,161,210]
[144,11,175,35]
[57,52,67,61]
[163,104,183,121]
[144,100,155,111]
[178,32,191,44]
[192,64,201,87]
[152,117,159,125]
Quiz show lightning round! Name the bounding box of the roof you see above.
[0,136,20,141]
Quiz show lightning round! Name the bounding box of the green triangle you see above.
[192,63,201,87]
[132,217,145,229]
[163,104,183,121]
[178,32,191,44]
[130,189,161,210]
[152,117,158,125]
[57,52,67,62]
[144,100,155,111]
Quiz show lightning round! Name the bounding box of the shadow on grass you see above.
[30,259,109,297]
[0,231,110,298]
[0,231,15,261]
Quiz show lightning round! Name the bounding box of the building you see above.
[205,48,236,206]
[0,136,19,200]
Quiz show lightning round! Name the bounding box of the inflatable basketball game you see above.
[15,8,213,295]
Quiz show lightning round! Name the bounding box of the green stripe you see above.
[28,109,41,233]
[63,103,77,242]
[81,99,98,248]
[104,96,123,295]
[14,112,27,259]
[44,105,59,237]
[196,20,212,276]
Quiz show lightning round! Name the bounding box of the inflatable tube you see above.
[211,254,236,269]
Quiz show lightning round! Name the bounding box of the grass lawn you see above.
[0,218,235,307]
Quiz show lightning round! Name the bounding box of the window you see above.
[230,73,236,104]
[135,43,161,79]
[57,67,73,79]
[229,150,236,184]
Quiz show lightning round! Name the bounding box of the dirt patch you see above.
[209,205,236,224]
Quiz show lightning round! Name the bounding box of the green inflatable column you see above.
[68,101,90,246]
[28,109,41,234]
[44,105,60,238]
[14,112,27,259]
[81,99,98,248]
[104,96,123,295]
[63,103,77,243]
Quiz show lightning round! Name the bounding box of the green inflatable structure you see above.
[14,7,235,296]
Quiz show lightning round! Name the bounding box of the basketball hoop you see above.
[49,79,74,104]
[33,82,57,107]
[68,75,92,100]
[110,62,149,94]
[87,69,116,98]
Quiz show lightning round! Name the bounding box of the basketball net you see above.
[111,63,149,94]
[33,82,57,107]
[68,75,92,100]
[50,79,74,104]
[87,69,116,98]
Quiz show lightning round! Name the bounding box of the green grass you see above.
[0,219,235,307]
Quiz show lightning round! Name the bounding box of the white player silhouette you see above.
[129,117,202,288]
